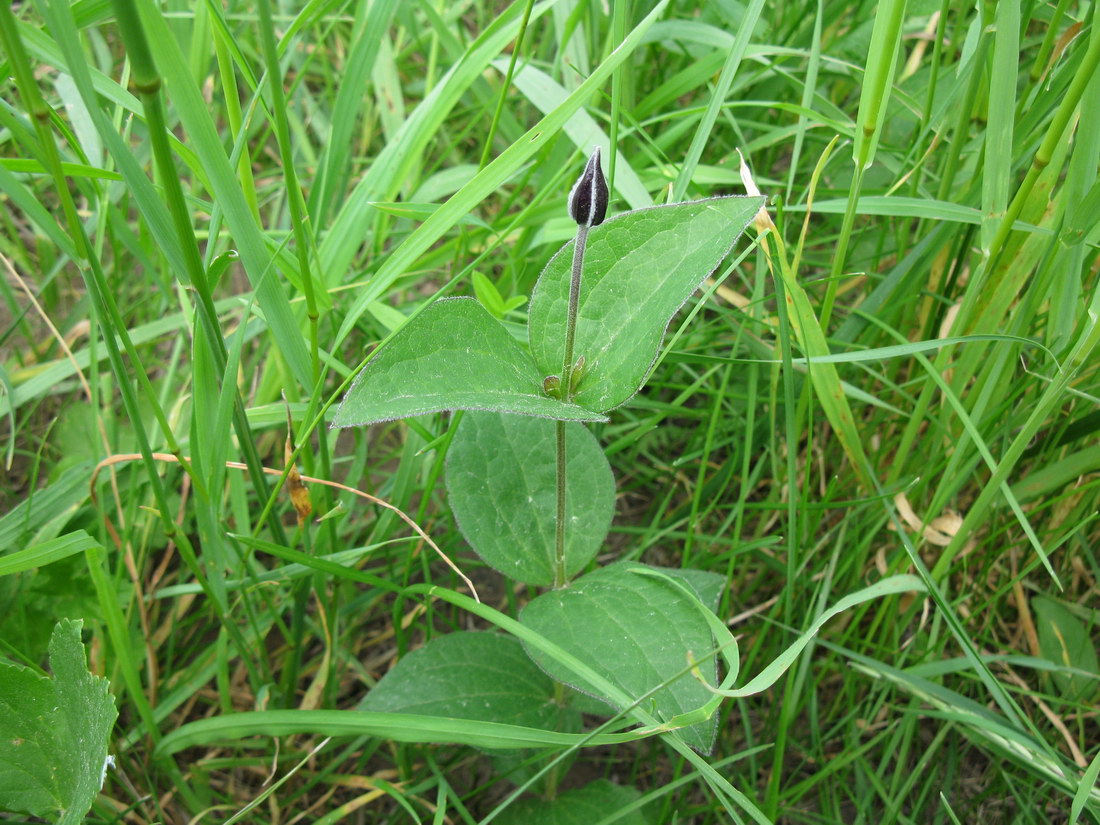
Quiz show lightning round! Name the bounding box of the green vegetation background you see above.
[1,0,1097,822]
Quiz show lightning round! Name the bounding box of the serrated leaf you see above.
[520,562,719,753]
[1033,596,1099,703]
[333,298,606,427]
[446,412,615,586]
[528,196,764,412]
[0,619,117,824]
[360,632,560,731]
[496,779,649,825]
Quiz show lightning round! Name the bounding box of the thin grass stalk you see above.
[43,0,275,691]
[761,227,802,820]
[887,29,990,487]
[479,0,535,169]
[822,0,907,328]
[783,0,823,204]
[3,7,197,489]
[212,22,261,223]
[930,305,1100,580]
[968,12,1100,317]
[670,0,765,202]
[1030,0,1075,82]
[682,362,732,565]
[110,0,293,550]
[255,0,320,379]
[253,0,342,702]
[553,223,590,589]
[980,0,1019,255]
[605,0,628,193]
[901,0,950,247]
[0,5,225,794]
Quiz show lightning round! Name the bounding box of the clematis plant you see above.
[331,148,923,819]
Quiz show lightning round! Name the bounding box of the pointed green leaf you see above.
[497,780,649,825]
[360,632,559,731]
[520,562,719,753]
[0,619,117,824]
[446,412,615,586]
[333,298,606,427]
[528,196,764,412]
[473,271,507,318]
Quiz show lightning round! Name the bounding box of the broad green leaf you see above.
[528,196,764,412]
[663,567,727,613]
[446,412,615,586]
[1033,596,1099,702]
[520,562,719,753]
[333,298,606,427]
[496,779,649,825]
[560,565,723,717]
[0,619,117,824]
[360,632,560,732]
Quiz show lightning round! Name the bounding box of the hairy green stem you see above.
[561,223,590,389]
[552,224,589,589]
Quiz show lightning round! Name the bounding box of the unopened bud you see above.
[568,147,609,227]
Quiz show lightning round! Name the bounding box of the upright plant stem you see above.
[552,224,590,589]
[561,224,590,390]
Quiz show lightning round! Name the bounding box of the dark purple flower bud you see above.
[568,147,609,227]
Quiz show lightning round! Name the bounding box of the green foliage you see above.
[360,632,566,731]
[0,619,116,824]
[1032,596,1100,703]
[335,196,763,424]
[446,411,614,585]
[333,298,605,425]
[521,563,722,753]
[2,0,1099,821]
[473,270,527,318]
[528,196,763,412]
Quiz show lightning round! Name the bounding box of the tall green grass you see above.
[1,0,1097,822]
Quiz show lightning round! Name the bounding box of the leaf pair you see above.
[361,563,726,754]
[332,195,765,426]
[361,565,927,756]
